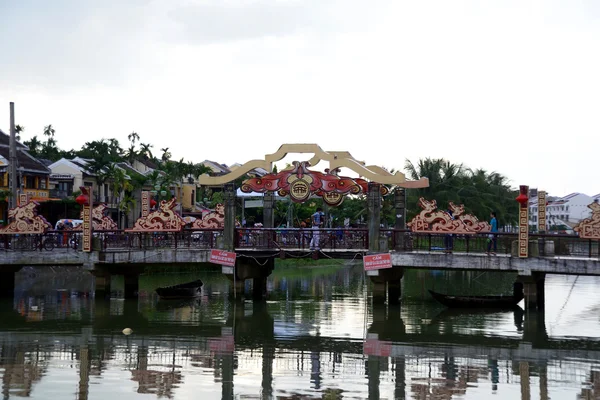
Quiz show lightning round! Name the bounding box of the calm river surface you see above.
[2,264,600,399]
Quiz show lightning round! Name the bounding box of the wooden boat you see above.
[155,279,203,299]
[428,289,523,309]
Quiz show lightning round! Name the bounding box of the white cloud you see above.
[0,0,599,196]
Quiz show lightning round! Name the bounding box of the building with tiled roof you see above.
[0,129,51,220]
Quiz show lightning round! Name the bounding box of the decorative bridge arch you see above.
[197,144,430,253]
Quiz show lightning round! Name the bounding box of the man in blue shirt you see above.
[487,211,498,255]
[310,207,324,250]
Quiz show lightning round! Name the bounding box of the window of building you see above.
[39,178,46,189]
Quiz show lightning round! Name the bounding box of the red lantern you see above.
[515,185,529,206]
[150,199,157,208]
[75,194,89,206]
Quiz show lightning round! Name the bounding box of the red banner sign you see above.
[363,339,392,357]
[210,249,237,267]
[363,253,392,271]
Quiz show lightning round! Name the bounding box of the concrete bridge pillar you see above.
[226,258,275,300]
[367,182,381,253]
[517,273,545,311]
[368,268,404,304]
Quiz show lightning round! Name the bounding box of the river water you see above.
[2,264,600,399]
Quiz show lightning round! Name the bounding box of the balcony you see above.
[49,189,72,199]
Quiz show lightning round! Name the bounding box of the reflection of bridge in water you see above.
[2,300,600,399]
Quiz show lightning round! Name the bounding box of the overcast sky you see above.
[1,0,598,196]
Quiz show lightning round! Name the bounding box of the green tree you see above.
[403,158,518,226]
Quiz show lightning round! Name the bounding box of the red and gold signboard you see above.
[241,161,389,206]
[538,191,547,232]
[517,185,529,258]
[81,186,93,252]
[141,191,150,218]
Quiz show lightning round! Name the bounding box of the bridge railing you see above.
[380,229,599,258]
[1,230,83,252]
[235,228,369,251]
[97,229,224,250]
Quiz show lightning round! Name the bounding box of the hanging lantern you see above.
[75,194,89,206]
[150,199,157,208]
[515,185,529,206]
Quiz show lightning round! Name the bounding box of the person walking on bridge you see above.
[310,207,324,250]
[486,212,498,255]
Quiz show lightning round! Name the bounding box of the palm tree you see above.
[15,125,24,141]
[23,135,41,157]
[138,143,154,161]
[403,157,517,225]
[127,132,140,146]
[43,124,55,138]
[125,144,137,164]
[160,147,172,162]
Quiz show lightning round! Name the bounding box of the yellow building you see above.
[0,130,51,222]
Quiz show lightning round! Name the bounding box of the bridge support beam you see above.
[518,273,545,311]
[226,258,275,300]
[368,268,404,304]
[367,182,381,253]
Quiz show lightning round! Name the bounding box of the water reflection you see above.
[1,267,600,399]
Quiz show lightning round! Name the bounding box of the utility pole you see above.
[8,102,18,210]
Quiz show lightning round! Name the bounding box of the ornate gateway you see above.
[198,144,429,206]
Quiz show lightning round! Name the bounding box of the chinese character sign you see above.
[538,191,546,233]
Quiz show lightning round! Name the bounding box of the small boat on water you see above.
[429,289,523,309]
[155,279,203,299]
